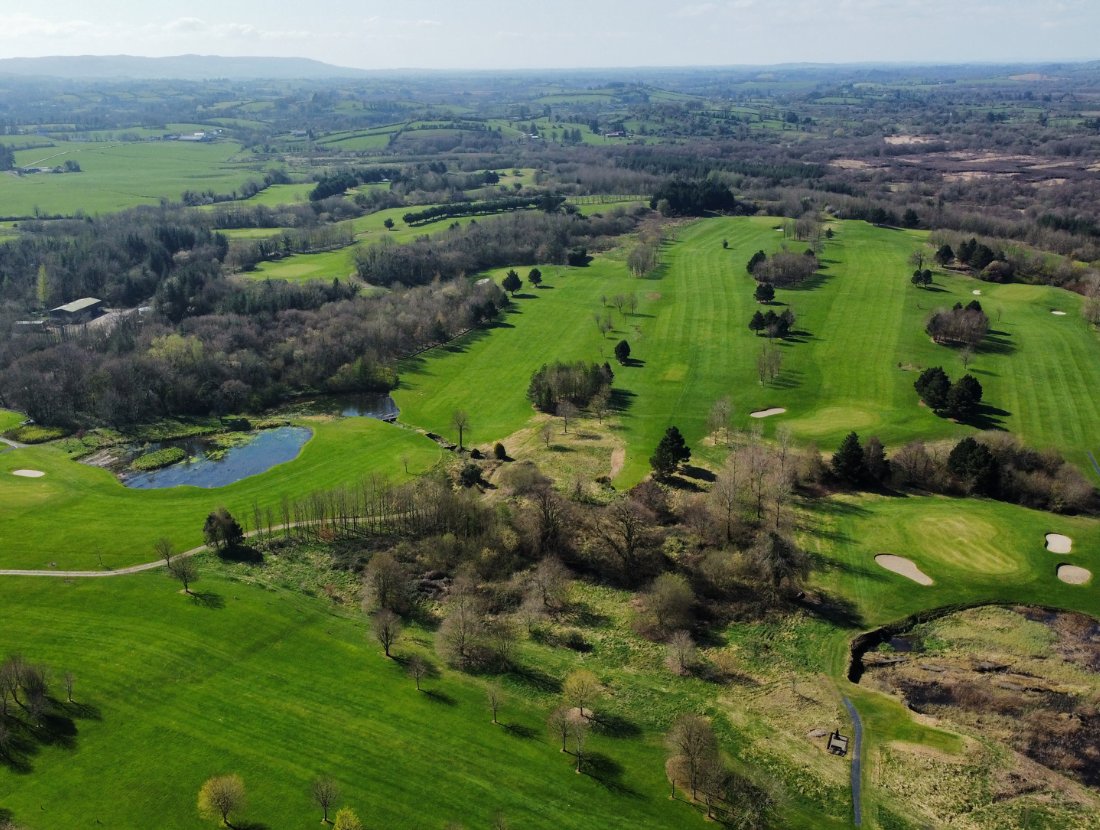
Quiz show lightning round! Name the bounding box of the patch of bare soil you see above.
[885,135,933,145]
[866,606,1100,791]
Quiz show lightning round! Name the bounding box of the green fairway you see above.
[0,418,442,570]
[394,218,1100,483]
[0,140,262,216]
[0,571,694,830]
[245,247,357,283]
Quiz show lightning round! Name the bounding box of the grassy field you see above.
[1,140,262,216]
[0,417,441,570]
[394,218,1100,483]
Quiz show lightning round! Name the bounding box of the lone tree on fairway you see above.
[407,655,429,691]
[754,282,775,303]
[311,776,340,824]
[155,537,175,568]
[907,249,927,272]
[371,608,402,657]
[169,556,199,594]
[451,410,470,450]
[831,431,865,483]
[64,671,75,703]
[198,775,246,827]
[487,682,504,724]
[383,217,395,230]
[914,366,951,412]
[571,717,590,773]
[650,426,691,480]
[614,339,631,364]
[548,706,572,751]
[502,269,522,296]
[562,669,602,717]
[333,808,364,830]
[527,267,543,288]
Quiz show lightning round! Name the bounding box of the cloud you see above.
[163,17,207,34]
[674,3,718,16]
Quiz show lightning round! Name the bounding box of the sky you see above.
[0,0,1097,69]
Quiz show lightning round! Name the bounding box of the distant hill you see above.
[0,55,372,81]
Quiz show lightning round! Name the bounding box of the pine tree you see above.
[914,366,951,412]
[502,269,522,296]
[614,339,631,364]
[754,282,775,303]
[36,264,50,307]
[650,426,690,479]
[831,431,865,483]
[749,310,766,335]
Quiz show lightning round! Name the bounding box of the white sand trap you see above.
[972,290,982,295]
[750,408,787,418]
[876,554,934,586]
[12,469,45,478]
[1052,310,1067,316]
[476,278,492,285]
[1045,533,1072,554]
[1057,564,1091,585]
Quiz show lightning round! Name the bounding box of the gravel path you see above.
[843,698,863,827]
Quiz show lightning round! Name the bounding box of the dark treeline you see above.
[402,194,557,226]
[352,208,639,288]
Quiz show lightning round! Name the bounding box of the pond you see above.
[121,426,312,490]
[287,393,399,421]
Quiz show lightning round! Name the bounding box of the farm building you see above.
[49,297,104,323]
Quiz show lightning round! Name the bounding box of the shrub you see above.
[459,462,482,488]
[493,442,507,460]
[3,424,70,443]
[131,446,187,471]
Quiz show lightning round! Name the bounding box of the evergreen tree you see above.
[947,437,998,495]
[614,339,631,364]
[749,310,766,335]
[946,374,983,419]
[934,244,954,266]
[863,436,889,483]
[747,250,767,274]
[502,269,522,296]
[831,431,865,483]
[650,426,691,480]
[754,282,775,303]
[914,366,951,412]
[527,267,543,288]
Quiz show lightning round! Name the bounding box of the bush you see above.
[459,462,482,488]
[493,442,507,460]
[3,424,70,443]
[131,446,187,471]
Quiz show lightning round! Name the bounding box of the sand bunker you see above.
[972,290,981,295]
[1052,310,1066,316]
[876,554,934,586]
[12,469,45,478]
[1045,533,1072,554]
[750,408,787,419]
[1057,565,1091,585]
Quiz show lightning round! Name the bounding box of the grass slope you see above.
[0,418,441,570]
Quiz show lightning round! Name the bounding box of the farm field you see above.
[394,217,1100,483]
[1,140,262,216]
[0,417,441,570]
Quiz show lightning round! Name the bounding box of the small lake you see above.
[122,426,312,490]
[289,393,399,421]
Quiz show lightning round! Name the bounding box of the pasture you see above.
[0,417,441,570]
[0,140,262,216]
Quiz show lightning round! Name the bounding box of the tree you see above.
[643,573,694,631]
[502,269,522,296]
[527,268,543,288]
[831,431,865,483]
[614,339,631,365]
[527,556,571,613]
[749,310,766,335]
[666,714,719,800]
[407,655,429,691]
[333,808,364,830]
[451,410,470,450]
[371,608,402,657]
[914,366,951,411]
[198,775,247,827]
[169,556,199,594]
[548,706,572,752]
[361,551,409,613]
[863,436,889,483]
[311,776,340,824]
[650,426,690,479]
[562,669,601,717]
[203,508,244,551]
[627,293,638,315]
[383,218,395,230]
[558,401,578,433]
[722,238,729,249]
[911,271,925,288]
[959,346,975,372]
[747,250,767,274]
[907,249,927,272]
[934,244,954,266]
[64,670,75,703]
[487,682,504,724]
[948,437,998,495]
[754,282,775,303]
[571,717,590,773]
[591,388,611,424]
[708,396,734,445]
[902,209,920,229]
[155,537,175,568]
[540,422,554,448]
[612,293,627,315]
[666,631,700,675]
[36,265,50,307]
[947,374,983,420]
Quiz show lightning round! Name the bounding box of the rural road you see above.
[843,698,863,827]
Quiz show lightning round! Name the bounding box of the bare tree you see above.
[627,293,638,315]
[698,754,730,819]
[526,557,571,613]
[311,776,340,824]
[450,410,470,450]
[517,593,548,633]
[155,537,174,568]
[370,608,402,657]
[198,774,247,827]
[361,552,409,613]
[612,293,627,315]
[558,401,579,434]
[709,460,743,544]
[548,706,571,752]
[590,388,611,424]
[571,717,590,773]
[169,556,199,594]
[666,630,700,675]
[959,346,974,372]
[400,454,410,474]
[64,671,74,703]
[643,573,695,632]
[707,397,734,445]
[407,655,429,691]
[487,682,504,724]
[486,618,518,669]
[666,713,720,800]
[562,669,601,717]
[540,422,554,449]
[594,498,657,576]
[436,605,484,667]
[907,249,927,271]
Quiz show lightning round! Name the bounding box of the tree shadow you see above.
[422,689,456,705]
[978,331,1016,356]
[513,292,538,300]
[504,722,537,739]
[621,358,646,368]
[234,822,272,830]
[964,402,1010,431]
[801,591,866,630]
[569,602,611,629]
[581,752,642,797]
[549,444,574,453]
[681,465,716,483]
[218,545,263,564]
[591,711,643,739]
[767,369,804,390]
[510,664,562,694]
[785,272,832,292]
[189,590,226,610]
